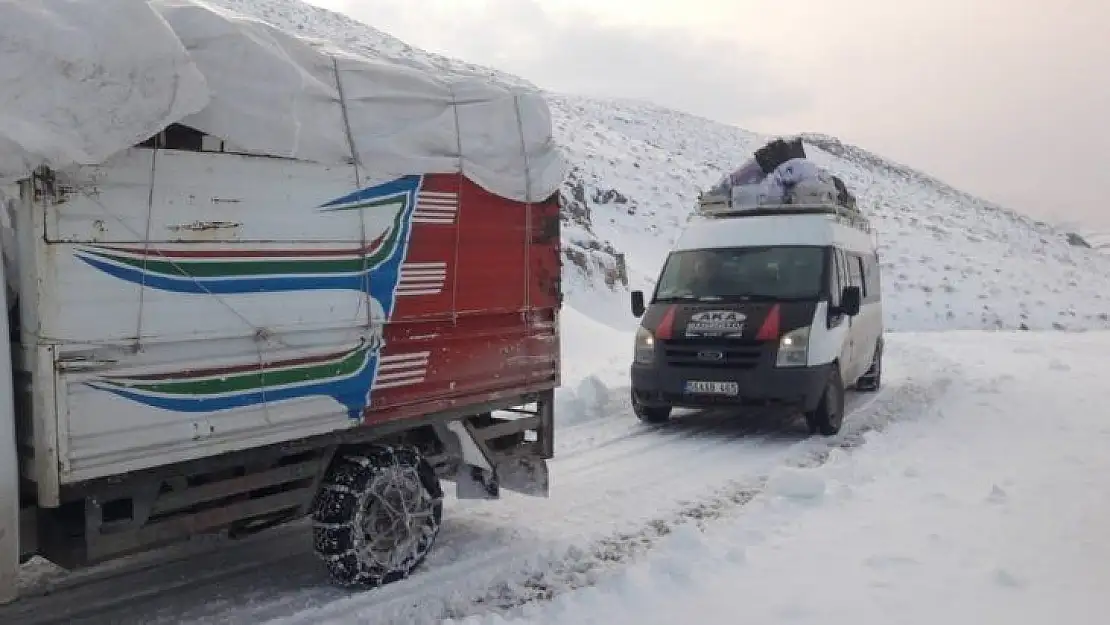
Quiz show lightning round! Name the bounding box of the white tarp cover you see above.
[0,0,565,202]
[0,0,210,184]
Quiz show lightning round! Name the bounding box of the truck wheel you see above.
[855,344,883,392]
[805,367,845,436]
[632,390,671,423]
[311,445,443,588]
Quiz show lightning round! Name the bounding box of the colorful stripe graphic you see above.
[87,346,431,418]
[78,174,437,417]
[72,175,422,317]
[87,341,378,418]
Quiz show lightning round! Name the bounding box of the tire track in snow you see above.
[267,366,956,624]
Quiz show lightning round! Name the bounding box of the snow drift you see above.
[0,0,565,203]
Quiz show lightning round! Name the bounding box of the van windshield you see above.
[654,246,826,302]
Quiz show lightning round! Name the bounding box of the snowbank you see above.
[554,306,634,426]
[467,331,1110,625]
[0,0,565,203]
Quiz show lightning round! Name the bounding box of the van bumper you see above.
[630,359,831,413]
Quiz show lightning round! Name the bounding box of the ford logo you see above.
[697,350,724,361]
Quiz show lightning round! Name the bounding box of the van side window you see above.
[829,249,842,306]
[866,253,882,298]
[854,255,867,297]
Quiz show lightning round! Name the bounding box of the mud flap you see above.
[454,455,550,500]
[444,418,551,500]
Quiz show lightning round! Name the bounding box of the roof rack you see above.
[694,193,874,233]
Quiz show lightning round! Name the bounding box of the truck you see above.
[0,0,565,603]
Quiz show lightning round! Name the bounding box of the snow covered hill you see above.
[1081,230,1110,253]
[552,101,1110,332]
[208,0,1110,334]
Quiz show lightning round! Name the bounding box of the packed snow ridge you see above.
[212,0,1110,333]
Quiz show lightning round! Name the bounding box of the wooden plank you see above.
[150,459,321,516]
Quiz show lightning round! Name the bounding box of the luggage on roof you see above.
[699,137,858,217]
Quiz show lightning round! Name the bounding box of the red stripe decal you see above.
[94,232,388,259]
[655,305,676,340]
[755,304,781,341]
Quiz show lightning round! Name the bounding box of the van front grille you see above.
[661,339,766,369]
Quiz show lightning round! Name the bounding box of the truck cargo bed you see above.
[12,137,560,506]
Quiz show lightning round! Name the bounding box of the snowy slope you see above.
[552,100,1110,332]
[198,0,1110,334]
[1081,230,1110,253]
[209,0,537,89]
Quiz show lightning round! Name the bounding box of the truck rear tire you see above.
[805,367,845,436]
[311,445,443,588]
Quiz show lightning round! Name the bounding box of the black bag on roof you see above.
[753,137,806,174]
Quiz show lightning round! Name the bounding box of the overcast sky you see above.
[308,0,1110,231]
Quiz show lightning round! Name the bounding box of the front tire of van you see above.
[632,391,672,424]
[311,445,444,589]
[805,367,845,436]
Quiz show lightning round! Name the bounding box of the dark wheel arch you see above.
[855,337,883,392]
[805,364,845,436]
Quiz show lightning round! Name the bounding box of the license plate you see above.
[684,380,739,395]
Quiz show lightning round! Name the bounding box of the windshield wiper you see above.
[722,293,813,301]
[655,294,719,302]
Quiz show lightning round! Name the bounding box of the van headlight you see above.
[634,326,656,364]
[775,326,809,367]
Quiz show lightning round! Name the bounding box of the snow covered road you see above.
[5,336,956,624]
[461,331,1110,625]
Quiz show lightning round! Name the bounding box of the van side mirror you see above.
[631,290,646,318]
[840,286,861,317]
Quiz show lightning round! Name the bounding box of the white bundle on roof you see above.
[702,138,856,213]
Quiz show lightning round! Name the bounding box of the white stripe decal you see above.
[375,350,430,389]
[375,375,425,390]
[380,351,430,364]
[401,269,447,278]
[414,192,458,226]
[376,370,425,383]
[397,262,447,296]
[378,360,427,373]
